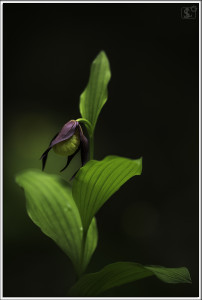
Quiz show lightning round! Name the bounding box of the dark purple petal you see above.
[50,120,78,147]
[41,149,51,171]
[69,170,79,181]
[78,124,89,166]
[40,132,59,170]
[60,146,80,172]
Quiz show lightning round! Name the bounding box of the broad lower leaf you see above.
[15,169,98,275]
[72,156,142,231]
[69,261,192,296]
[79,51,111,132]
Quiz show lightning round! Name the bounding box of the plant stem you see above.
[75,118,94,276]
[76,118,92,135]
[89,134,94,160]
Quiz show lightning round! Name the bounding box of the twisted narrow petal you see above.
[40,132,59,170]
[60,147,81,172]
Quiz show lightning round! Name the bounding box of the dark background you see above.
[3,2,199,297]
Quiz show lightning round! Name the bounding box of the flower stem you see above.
[89,134,94,160]
[76,118,92,135]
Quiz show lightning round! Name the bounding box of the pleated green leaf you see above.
[15,169,98,275]
[69,262,192,296]
[79,51,111,131]
[72,156,142,231]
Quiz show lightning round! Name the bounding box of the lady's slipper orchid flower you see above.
[40,120,88,172]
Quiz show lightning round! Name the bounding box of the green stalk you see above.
[75,118,94,277]
[89,134,94,160]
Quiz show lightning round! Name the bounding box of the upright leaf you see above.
[72,156,142,231]
[69,262,192,296]
[79,51,111,132]
[15,169,98,275]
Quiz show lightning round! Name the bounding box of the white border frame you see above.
[0,1,201,300]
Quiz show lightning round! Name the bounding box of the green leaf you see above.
[15,169,98,275]
[144,265,191,284]
[68,262,192,296]
[72,155,142,232]
[79,51,111,132]
[83,217,98,271]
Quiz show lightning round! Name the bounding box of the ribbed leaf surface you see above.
[79,51,111,131]
[72,156,142,231]
[15,169,98,275]
[69,262,192,296]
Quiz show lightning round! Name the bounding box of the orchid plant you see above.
[15,51,191,296]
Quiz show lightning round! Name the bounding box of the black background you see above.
[3,2,199,297]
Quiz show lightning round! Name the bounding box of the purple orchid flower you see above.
[40,120,88,173]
